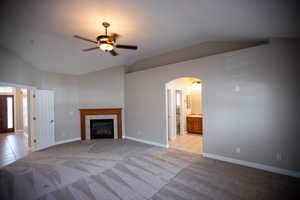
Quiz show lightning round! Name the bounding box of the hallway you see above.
[169,133,202,155]
[0,132,30,167]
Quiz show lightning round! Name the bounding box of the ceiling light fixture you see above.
[99,42,114,52]
[73,22,138,56]
[97,22,115,52]
[191,81,201,90]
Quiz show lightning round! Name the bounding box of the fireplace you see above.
[90,119,114,139]
[79,108,122,140]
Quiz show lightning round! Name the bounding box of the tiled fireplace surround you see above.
[79,108,122,140]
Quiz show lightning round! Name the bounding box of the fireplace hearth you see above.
[90,119,114,139]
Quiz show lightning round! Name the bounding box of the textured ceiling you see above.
[0,0,299,75]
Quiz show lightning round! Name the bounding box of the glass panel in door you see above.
[7,97,13,129]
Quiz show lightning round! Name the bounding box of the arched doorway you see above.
[165,77,203,154]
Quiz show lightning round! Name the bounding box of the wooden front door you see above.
[0,95,14,133]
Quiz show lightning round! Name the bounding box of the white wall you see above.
[0,47,80,142]
[125,39,300,172]
[77,66,125,109]
[77,66,126,136]
[190,85,202,114]
[0,46,126,142]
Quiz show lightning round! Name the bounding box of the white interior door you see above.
[35,90,55,150]
[167,89,176,141]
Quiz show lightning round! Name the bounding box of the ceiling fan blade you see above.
[116,44,138,50]
[82,47,99,52]
[73,35,97,44]
[109,50,119,56]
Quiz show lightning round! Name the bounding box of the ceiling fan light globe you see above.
[99,43,114,51]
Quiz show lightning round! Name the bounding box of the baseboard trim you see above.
[203,153,300,178]
[55,137,81,145]
[123,136,168,148]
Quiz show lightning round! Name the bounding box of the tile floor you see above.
[0,132,30,167]
[169,133,203,154]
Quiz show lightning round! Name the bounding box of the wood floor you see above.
[0,132,30,167]
[169,133,203,154]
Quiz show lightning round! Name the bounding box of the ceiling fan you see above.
[73,22,138,56]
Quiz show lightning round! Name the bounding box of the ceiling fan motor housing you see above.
[97,35,115,45]
[96,35,115,51]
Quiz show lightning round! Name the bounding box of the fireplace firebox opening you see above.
[90,119,114,139]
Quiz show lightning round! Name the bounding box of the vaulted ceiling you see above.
[0,0,299,75]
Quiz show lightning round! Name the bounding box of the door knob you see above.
[50,120,54,123]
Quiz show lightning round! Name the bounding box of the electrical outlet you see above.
[276,153,282,161]
[236,147,241,154]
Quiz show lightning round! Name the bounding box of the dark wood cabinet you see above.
[187,116,202,134]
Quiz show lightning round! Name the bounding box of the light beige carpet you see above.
[0,139,299,200]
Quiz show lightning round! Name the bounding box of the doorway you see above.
[166,77,203,154]
[0,86,32,166]
[176,90,182,135]
[0,84,56,166]
[0,95,14,133]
